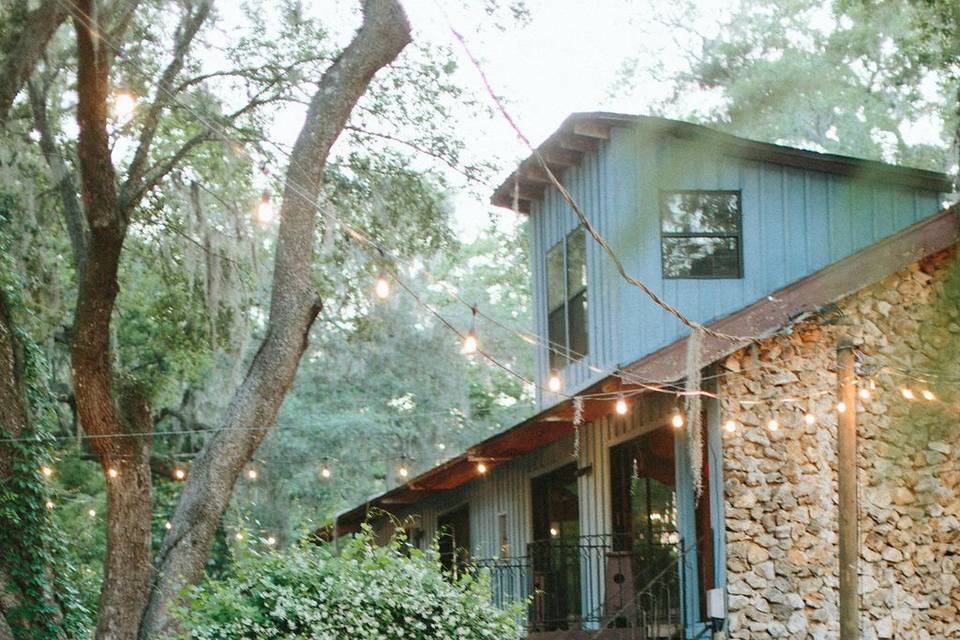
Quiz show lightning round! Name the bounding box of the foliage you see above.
[0,201,91,638]
[177,528,523,640]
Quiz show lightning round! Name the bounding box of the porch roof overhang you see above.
[490,112,953,214]
[324,205,959,539]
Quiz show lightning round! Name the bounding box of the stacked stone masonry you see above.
[719,248,960,639]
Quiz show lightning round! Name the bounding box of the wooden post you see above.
[837,339,859,639]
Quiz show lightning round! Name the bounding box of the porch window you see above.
[545,227,588,370]
[660,191,742,278]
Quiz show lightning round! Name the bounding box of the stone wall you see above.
[719,249,960,639]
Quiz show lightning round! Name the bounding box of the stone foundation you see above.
[719,249,960,639]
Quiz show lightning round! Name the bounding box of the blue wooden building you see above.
[332,113,952,639]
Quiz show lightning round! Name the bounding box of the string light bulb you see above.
[921,389,936,401]
[40,465,53,478]
[235,532,244,541]
[173,468,186,480]
[615,395,628,415]
[671,411,684,429]
[724,420,737,434]
[246,468,257,480]
[265,536,276,546]
[547,371,561,393]
[374,274,390,299]
[164,521,172,530]
[398,463,409,478]
[87,509,96,518]
[461,306,479,354]
[767,418,779,432]
[476,462,488,474]
[45,500,54,509]
[900,387,915,400]
[113,91,136,119]
[107,467,118,478]
[320,465,332,479]
[256,191,274,223]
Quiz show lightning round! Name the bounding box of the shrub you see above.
[177,528,523,639]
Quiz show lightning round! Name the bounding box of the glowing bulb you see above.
[235,532,244,541]
[107,468,118,478]
[921,389,936,401]
[173,468,186,480]
[436,443,446,450]
[767,419,779,432]
[374,275,390,299]
[900,388,915,400]
[87,509,96,518]
[246,468,257,480]
[164,521,172,530]
[549,527,559,537]
[40,465,53,478]
[45,500,54,509]
[113,91,136,118]
[398,464,409,478]
[858,388,870,400]
[477,462,488,474]
[615,397,628,415]
[256,192,273,223]
[837,402,847,413]
[804,413,816,425]
[547,372,561,393]
[724,420,736,434]
[460,331,478,355]
[320,466,331,479]
[671,412,684,429]
[265,536,276,546]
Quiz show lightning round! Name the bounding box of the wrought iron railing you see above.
[474,534,683,637]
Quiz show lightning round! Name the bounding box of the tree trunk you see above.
[137,1,412,637]
[0,0,68,124]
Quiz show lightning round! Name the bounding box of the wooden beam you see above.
[520,165,551,185]
[540,147,581,167]
[837,339,860,640]
[572,120,610,139]
[558,133,598,153]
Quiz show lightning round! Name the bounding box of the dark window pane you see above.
[546,242,565,312]
[662,237,740,278]
[567,290,588,362]
[661,192,740,234]
[548,306,567,370]
[566,228,587,296]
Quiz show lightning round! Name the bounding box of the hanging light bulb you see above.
[235,532,244,541]
[547,371,562,393]
[265,536,276,546]
[107,467,118,478]
[40,465,53,478]
[87,509,97,518]
[374,274,390,299]
[246,468,258,480]
[398,463,409,478]
[724,420,737,434]
[461,306,479,354]
[436,442,446,451]
[921,389,936,401]
[476,462,488,474]
[256,191,274,223]
[671,409,684,429]
[113,91,136,119]
[320,465,332,479]
[164,521,172,530]
[767,418,779,432]
[45,500,54,509]
[615,395,628,415]
[804,412,816,425]
[173,468,186,481]
[900,387,915,400]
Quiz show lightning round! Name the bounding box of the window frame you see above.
[545,226,589,370]
[659,189,743,280]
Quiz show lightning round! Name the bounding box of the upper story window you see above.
[660,191,742,278]
[546,227,588,370]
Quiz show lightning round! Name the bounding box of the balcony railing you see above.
[474,534,683,637]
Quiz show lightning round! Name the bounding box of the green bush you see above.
[178,528,523,639]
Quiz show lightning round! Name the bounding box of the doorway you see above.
[438,504,470,576]
[530,463,581,629]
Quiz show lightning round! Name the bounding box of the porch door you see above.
[438,504,470,576]
[530,463,580,630]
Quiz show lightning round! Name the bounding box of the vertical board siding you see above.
[529,124,945,392]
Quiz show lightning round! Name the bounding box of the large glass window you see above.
[545,228,588,370]
[660,191,742,278]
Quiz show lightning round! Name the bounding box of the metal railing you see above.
[474,534,683,637]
